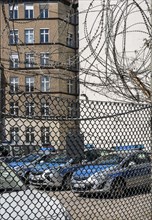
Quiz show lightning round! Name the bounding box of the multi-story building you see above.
[0,0,79,155]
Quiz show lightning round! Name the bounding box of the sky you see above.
[79,0,149,102]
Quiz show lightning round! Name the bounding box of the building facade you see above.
[0,0,79,155]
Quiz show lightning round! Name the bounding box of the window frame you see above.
[66,32,73,47]
[25,76,34,92]
[40,29,49,43]
[41,76,50,92]
[40,52,50,67]
[25,102,35,116]
[39,4,48,18]
[25,53,34,68]
[25,29,34,44]
[41,102,50,117]
[10,102,19,116]
[9,29,19,44]
[26,127,35,143]
[9,4,18,19]
[10,127,19,144]
[41,127,50,144]
[10,54,19,68]
[10,77,19,93]
[24,3,34,19]
[67,79,75,94]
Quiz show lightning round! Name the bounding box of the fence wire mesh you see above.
[0,94,151,220]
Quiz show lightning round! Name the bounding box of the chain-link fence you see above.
[0,94,151,220]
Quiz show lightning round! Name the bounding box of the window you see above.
[67,79,75,94]
[9,30,18,44]
[10,54,19,68]
[41,102,49,117]
[25,29,34,44]
[10,127,19,144]
[25,102,34,116]
[41,76,50,92]
[67,56,75,69]
[10,102,19,116]
[25,77,34,92]
[26,127,34,143]
[66,33,73,47]
[68,102,78,117]
[25,53,34,68]
[25,4,34,19]
[40,53,49,66]
[40,29,49,43]
[9,4,18,19]
[66,11,76,24]
[39,4,48,18]
[41,127,49,144]
[10,77,19,93]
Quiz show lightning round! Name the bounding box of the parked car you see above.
[7,152,55,183]
[29,148,113,189]
[0,160,71,220]
[71,150,151,197]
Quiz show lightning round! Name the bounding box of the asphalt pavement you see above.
[48,189,151,220]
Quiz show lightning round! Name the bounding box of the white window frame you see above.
[40,29,49,43]
[25,102,34,116]
[10,127,19,144]
[39,4,48,18]
[10,29,18,44]
[25,53,34,68]
[40,53,49,66]
[10,54,19,68]
[26,127,34,143]
[10,102,19,115]
[25,4,34,19]
[10,77,19,93]
[67,79,74,94]
[9,4,18,19]
[66,33,73,47]
[41,102,49,117]
[41,76,50,92]
[25,29,34,44]
[41,127,50,144]
[25,77,34,92]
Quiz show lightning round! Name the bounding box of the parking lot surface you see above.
[48,190,151,220]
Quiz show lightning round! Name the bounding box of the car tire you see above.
[63,173,72,190]
[110,178,126,198]
[24,173,30,184]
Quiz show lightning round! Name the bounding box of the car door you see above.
[122,152,151,188]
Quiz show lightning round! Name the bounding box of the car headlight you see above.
[87,173,105,183]
[14,166,21,171]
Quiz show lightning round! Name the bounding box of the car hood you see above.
[0,189,70,220]
[8,161,30,168]
[30,163,65,174]
[73,164,116,180]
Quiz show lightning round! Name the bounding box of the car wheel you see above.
[110,179,126,198]
[24,173,30,184]
[63,173,72,190]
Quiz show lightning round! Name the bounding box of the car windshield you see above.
[4,157,20,163]
[17,154,39,163]
[95,153,123,165]
[0,161,24,192]
[44,154,70,164]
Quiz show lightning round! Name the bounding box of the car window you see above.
[95,154,123,165]
[18,154,39,162]
[0,161,24,191]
